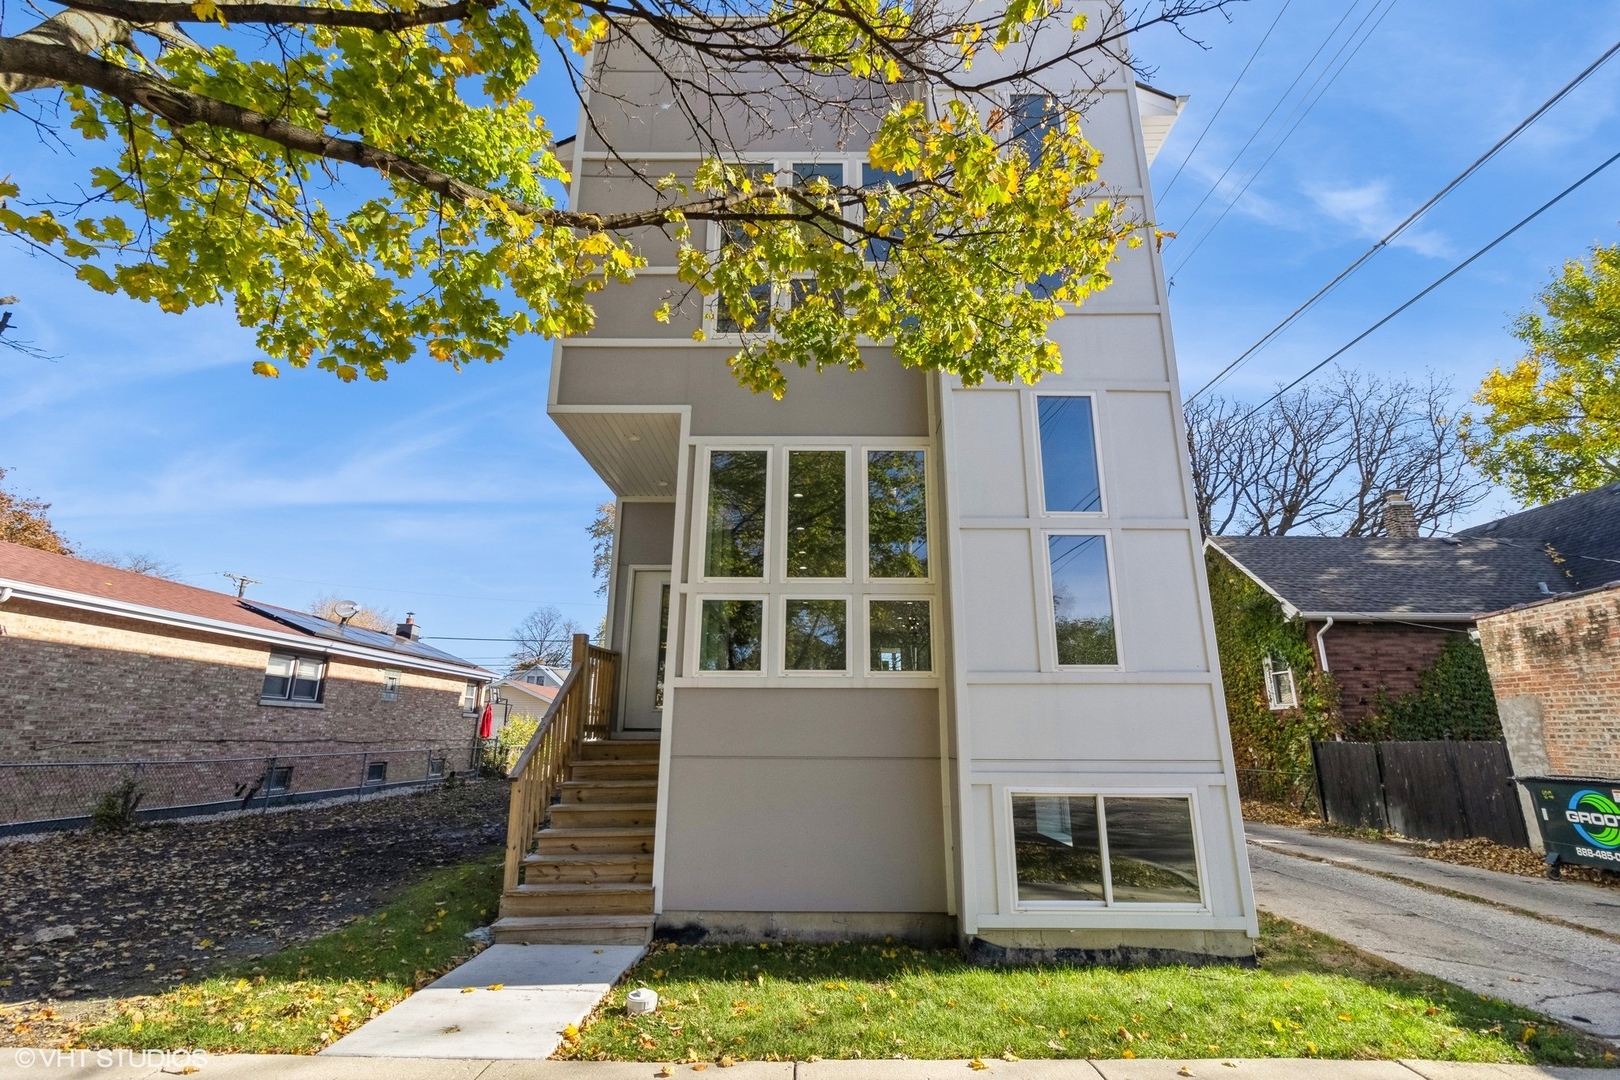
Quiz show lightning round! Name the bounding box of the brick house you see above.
[0,541,493,783]
[1206,494,1565,730]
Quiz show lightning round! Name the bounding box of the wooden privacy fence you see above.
[503,634,620,891]
[1312,739,1529,848]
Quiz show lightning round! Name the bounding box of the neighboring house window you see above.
[868,449,928,578]
[381,669,401,701]
[262,653,325,704]
[699,599,764,672]
[784,598,847,671]
[705,449,769,578]
[1035,395,1102,513]
[461,681,481,713]
[1047,534,1118,665]
[1012,793,1202,906]
[1263,653,1298,710]
[266,765,294,795]
[869,599,932,672]
[787,449,846,578]
[365,761,388,785]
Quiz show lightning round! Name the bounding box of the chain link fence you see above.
[0,743,481,835]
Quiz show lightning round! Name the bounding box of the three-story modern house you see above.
[497,2,1259,964]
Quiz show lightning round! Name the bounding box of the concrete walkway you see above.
[1245,823,1620,938]
[0,1053,1613,1079]
[1246,831,1620,1041]
[321,944,645,1059]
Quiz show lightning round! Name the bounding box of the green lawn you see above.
[79,856,503,1054]
[563,915,1614,1067]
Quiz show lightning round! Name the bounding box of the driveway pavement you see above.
[1245,825,1620,1041]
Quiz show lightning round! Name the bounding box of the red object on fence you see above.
[478,702,494,739]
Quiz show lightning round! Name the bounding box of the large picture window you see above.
[262,653,324,704]
[1047,534,1117,666]
[705,450,768,578]
[787,450,846,578]
[784,599,847,671]
[1036,395,1101,513]
[1013,793,1202,906]
[699,599,764,672]
[868,449,928,579]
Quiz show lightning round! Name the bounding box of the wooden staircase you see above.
[491,634,660,945]
[493,739,659,944]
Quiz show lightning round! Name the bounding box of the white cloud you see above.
[1304,179,1452,258]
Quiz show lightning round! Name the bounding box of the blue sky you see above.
[3,0,1619,657]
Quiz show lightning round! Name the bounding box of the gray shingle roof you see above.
[1455,482,1620,590]
[1208,536,1567,618]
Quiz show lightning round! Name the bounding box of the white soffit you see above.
[553,411,681,496]
[1136,82,1188,166]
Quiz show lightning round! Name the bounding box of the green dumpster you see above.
[1517,775,1620,876]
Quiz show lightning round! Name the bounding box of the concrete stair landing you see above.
[492,739,659,945]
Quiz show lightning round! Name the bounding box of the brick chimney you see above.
[1381,490,1420,538]
[396,612,421,640]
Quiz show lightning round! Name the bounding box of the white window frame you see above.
[697,445,774,584]
[381,668,402,702]
[690,593,770,678]
[780,445,853,584]
[260,652,326,708]
[1000,786,1209,914]
[1263,653,1298,710]
[1041,529,1123,671]
[461,680,482,715]
[780,594,854,676]
[862,443,936,585]
[863,595,936,676]
[1030,391,1107,518]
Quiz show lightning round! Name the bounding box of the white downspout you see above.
[1315,616,1334,672]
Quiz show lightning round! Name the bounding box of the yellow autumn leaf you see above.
[460,987,475,994]
[968,1059,988,1071]
[488,984,504,992]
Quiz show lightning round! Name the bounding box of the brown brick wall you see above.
[0,598,483,764]
[1309,620,1457,727]
[1478,587,1620,778]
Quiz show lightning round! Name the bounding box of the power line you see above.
[1166,0,1399,282]
[1164,0,1367,246]
[1187,36,1620,403]
[1234,145,1620,425]
[230,571,604,608]
[1155,0,1295,204]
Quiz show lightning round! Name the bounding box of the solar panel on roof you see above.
[240,601,482,668]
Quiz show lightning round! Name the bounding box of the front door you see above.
[621,568,671,734]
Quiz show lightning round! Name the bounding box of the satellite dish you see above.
[333,600,361,625]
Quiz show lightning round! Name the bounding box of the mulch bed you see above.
[0,780,507,1006]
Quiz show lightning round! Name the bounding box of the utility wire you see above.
[1164,0,1365,247]
[1187,36,1620,403]
[1155,0,1295,204]
[1233,146,1620,425]
[1167,0,1398,282]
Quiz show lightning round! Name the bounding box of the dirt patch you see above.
[0,780,506,1006]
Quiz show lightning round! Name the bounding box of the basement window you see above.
[365,761,388,785]
[265,766,294,795]
[261,653,325,705]
[1263,653,1298,710]
[1012,793,1202,907]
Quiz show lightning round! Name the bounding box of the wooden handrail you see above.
[502,633,620,891]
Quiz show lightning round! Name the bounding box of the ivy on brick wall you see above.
[1367,634,1502,741]
[1206,551,1339,808]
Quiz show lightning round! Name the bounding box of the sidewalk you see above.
[1,1052,1613,1079]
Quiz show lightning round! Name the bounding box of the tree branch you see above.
[54,0,476,29]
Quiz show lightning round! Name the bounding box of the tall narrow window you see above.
[869,599,932,672]
[380,669,401,701]
[705,450,768,578]
[700,599,764,672]
[716,165,775,333]
[1047,534,1117,665]
[1036,396,1101,513]
[868,450,928,578]
[1263,653,1298,710]
[1010,94,1057,163]
[785,599,847,671]
[787,450,846,577]
[862,163,911,262]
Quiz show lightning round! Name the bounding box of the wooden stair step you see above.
[535,826,655,854]
[558,779,658,804]
[550,802,656,828]
[570,760,659,781]
[501,882,653,917]
[579,740,662,761]
[521,852,652,884]
[491,914,655,946]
